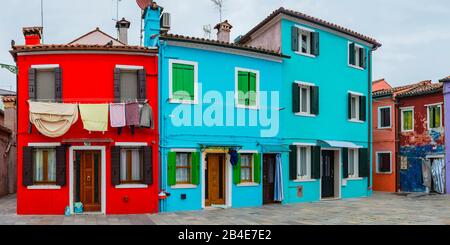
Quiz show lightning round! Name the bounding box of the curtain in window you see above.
[300,147,307,177]
[34,150,44,182]
[120,150,127,181]
[131,150,141,181]
[301,87,308,113]
[47,150,56,182]
[241,155,251,181]
[348,150,355,176]
[274,154,284,202]
[404,111,412,129]
[176,153,189,183]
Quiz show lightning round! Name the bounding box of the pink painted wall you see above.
[373,79,392,92]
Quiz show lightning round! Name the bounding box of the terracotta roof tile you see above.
[237,7,381,48]
[1,96,17,102]
[372,80,431,98]
[439,76,450,82]
[160,33,288,58]
[396,82,443,98]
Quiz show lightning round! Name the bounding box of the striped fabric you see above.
[431,159,445,194]
[274,154,284,202]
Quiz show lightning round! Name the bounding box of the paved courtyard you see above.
[1,192,449,225]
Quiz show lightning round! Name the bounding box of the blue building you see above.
[144,4,381,212]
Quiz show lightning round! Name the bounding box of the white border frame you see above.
[26,143,62,190]
[296,145,312,181]
[294,81,317,117]
[169,149,199,189]
[294,25,317,58]
[348,92,363,123]
[201,150,232,209]
[115,65,144,70]
[377,106,392,129]
[426,103,443,130]
[375,151,393,174]
[31,64,60,69]
[168,59,199,104]
[400,106,415,132]
[235,67,260,110]
[69,146,106,215]
[347,41,365,70]
[113,142,150,189]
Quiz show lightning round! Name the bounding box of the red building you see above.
[11,24,159,215]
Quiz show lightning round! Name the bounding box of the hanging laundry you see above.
[29,101,79,138]
[110,103,126,128]
[78,104,109,132]
[125,102,140,126]
[139,103,154,129]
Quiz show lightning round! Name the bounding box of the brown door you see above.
[205,154,226,206]
[263,154,276,204]
[76,151,101,212]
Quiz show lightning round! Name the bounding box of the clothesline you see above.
[27,99,150,104]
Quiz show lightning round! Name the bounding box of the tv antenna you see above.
[40,0,45,43]
[211,0,225,22]
[112,0,122,22]
[203,25,212,39]
[136,0,153,46]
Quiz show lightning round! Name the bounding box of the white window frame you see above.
[240,153,255,183]
[115,144,149,189]
[168,59,199,105]
[400,107,414,132]
[348,42,365,70]
[376,151,393,174]
[26,143,61,190]
[378,106,392,129]
[295,81,316,117]
[296,146,312,181]
[235,67,260,110]
[295,25,317,58]
[426,103,443,130]
[347,148,359,179]
[169,149,198,189]
[348,92,362,123]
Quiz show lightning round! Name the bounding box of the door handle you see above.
[87,176,91,182]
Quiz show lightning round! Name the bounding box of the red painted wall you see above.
[16,52,159,215]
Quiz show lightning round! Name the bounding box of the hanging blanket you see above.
[139,103,154,129]
[125,102,140,126]
[110,103,126,128]
[29,101,79,138]
[78,104,109,132]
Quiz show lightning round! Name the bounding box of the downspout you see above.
[368,49,373,194]
[395,98,401,192]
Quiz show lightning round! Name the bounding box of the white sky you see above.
[1,0,449,91]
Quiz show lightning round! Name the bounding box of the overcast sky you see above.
[0,0,449,91]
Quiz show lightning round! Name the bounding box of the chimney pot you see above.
[214,20,233,43]
[22,27,43,46]
[116,18,131,45]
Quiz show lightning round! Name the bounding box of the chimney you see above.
[214,20,233,43]
[22,27,43,46]
[116,18,131,45]
[143,1,162,47]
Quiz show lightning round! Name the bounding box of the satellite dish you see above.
[136,0,152,10]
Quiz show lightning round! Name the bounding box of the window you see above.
[401,108,414,132]
[176,152,192,184]
[33,148,56,184]
[291,26,319,56]
[348,42,366,69]
[236,69,259,108]
[293,82,319,116]
[427,104,442,129]
[36,69,56,101]
[299,84,311,114]
[297,146,311,180]
[376,152,392,174]
[378,106,392,129]
[119,70,138,101]
[120,148,144,184]
[240,154,253,182]
[170,60,197,103]
[348,149,359,178]
[350,94,360,121]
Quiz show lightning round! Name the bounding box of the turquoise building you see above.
[144,4,381,212]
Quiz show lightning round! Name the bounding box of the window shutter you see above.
[55,67,62,103]
[291,26,299,52]
[359,96,367,122]
[28,68,37,101]
[253,153,261,184]
[311,146,321,179]
[233,154,241,184]
[137,69,147,101]
[56,146,67,186]
[111,146,121,186]
[238,71,248,106]
[361,48,367,69]
[310,86,319,115]
[292,83,300,113]
[167,151,176,186]
[114,68,121,103]
[342,148,349,179]
[143,146,153,185]
[249,73,257,106]
[358,148,369,178]
[22,147,33,187]
[311,32,320,56]
[348,93,352,120]
[349,43,355,65]
[191,152,200,185]
[289,145,297,180]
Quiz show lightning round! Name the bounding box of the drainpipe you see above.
[368,49,373,194]
[395,99,401,192]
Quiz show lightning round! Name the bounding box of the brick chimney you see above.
[22,27,43,46]
[214,20,232,43]
[116,18,131,45]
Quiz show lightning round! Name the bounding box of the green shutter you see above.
[342,148,349,179]
[359,148,369,178]
[238,71,249,106]
[289,145,297,180]
[291,26,299,52]
[349,43,356,65]
[359,96,367,122]
[311,146,321,179]
[310,86,319,115]
[233,154,241,185]
[167,151,176,186]
[292,83,300,113]
[172,63,194,101]
[191,152,200,185]
[361,48,367,69]
[311,32,320,56]
[253,153,261,184]
[248,72,257,106]
[348,93,353,120]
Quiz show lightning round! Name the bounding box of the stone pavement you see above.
[1,192,449,225]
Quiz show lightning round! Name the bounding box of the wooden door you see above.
[321,150,335,198]
[77,151,101,212]
[205,154,225,206]
[263,154,276,204]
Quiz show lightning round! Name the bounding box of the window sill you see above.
[349,119,365,124]
[115,184,148,189]
[295,52,316,58]
[237,182,259,187]
[295,113,317,118]
[376,172,393,175]
[236,104,259,110]
[171,184,197,189]
[348,64,365,71]
[292,179,316,183]
[401,130,414,133]
[169,99,198,105]
[345,177,364,181]
[377,126,392,130]
[27,185,61,190]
